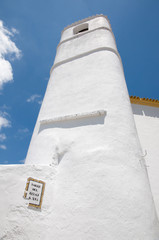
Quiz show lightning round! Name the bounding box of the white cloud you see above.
[11,27,19,35]
[0,114,11,130]
[0,144,7,150]
[0,112,10,151]
[27,94,42,105]
[0,20,21,89]
[0,133,6,141]
[0,58,13,87]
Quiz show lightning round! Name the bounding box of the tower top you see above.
[60,15,112,42]
[50,14,118,75]
[62,14,111,32]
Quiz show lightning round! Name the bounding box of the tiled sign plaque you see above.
[24,177,45,209]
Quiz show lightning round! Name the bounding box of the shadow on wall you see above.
[39,114,106,133]
[131,104,159,118]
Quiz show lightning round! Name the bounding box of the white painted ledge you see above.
[50,47,122,74]
[40,110,106,125]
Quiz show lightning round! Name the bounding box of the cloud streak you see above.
[0,112,11,151]
[0,20,21,89]
[0,133,6,141]
[0,144,7,150]
[27,94,42,105]
[0,113,11,130]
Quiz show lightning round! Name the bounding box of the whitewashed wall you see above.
[0,15,159,239]
[0,165,55,240]
[1,105,159,240]
[132,104,159,217]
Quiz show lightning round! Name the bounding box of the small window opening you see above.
[73,23,89,35]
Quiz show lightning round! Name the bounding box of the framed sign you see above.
[24,177,45,209]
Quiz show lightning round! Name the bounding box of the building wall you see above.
[23,15,159,238]
[0,165,55,240]
[1,15,159,239]
[1,105,159,240]
[132,103,159,217]
[25,15,131,166]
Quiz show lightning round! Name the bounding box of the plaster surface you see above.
[0,165,55,240]
[1,15,159,240]
[55,29,117,64]
[26,50,131,165]
[24,15,159,239]
[0,162,159,240]
[132,104,159,218]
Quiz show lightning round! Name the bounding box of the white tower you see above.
[25,15,159,239]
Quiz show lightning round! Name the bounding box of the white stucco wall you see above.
[0,159,159,240]
[0,165,55,240]
[25,15,128,166]
[132,104,159,217]
[23,15,159,239]
[1,15,159,240]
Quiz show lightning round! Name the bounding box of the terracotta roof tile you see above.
[130,96,159,108]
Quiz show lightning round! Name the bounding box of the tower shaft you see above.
[25,15,159,239]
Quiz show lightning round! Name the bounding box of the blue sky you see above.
[0,0,159,164]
